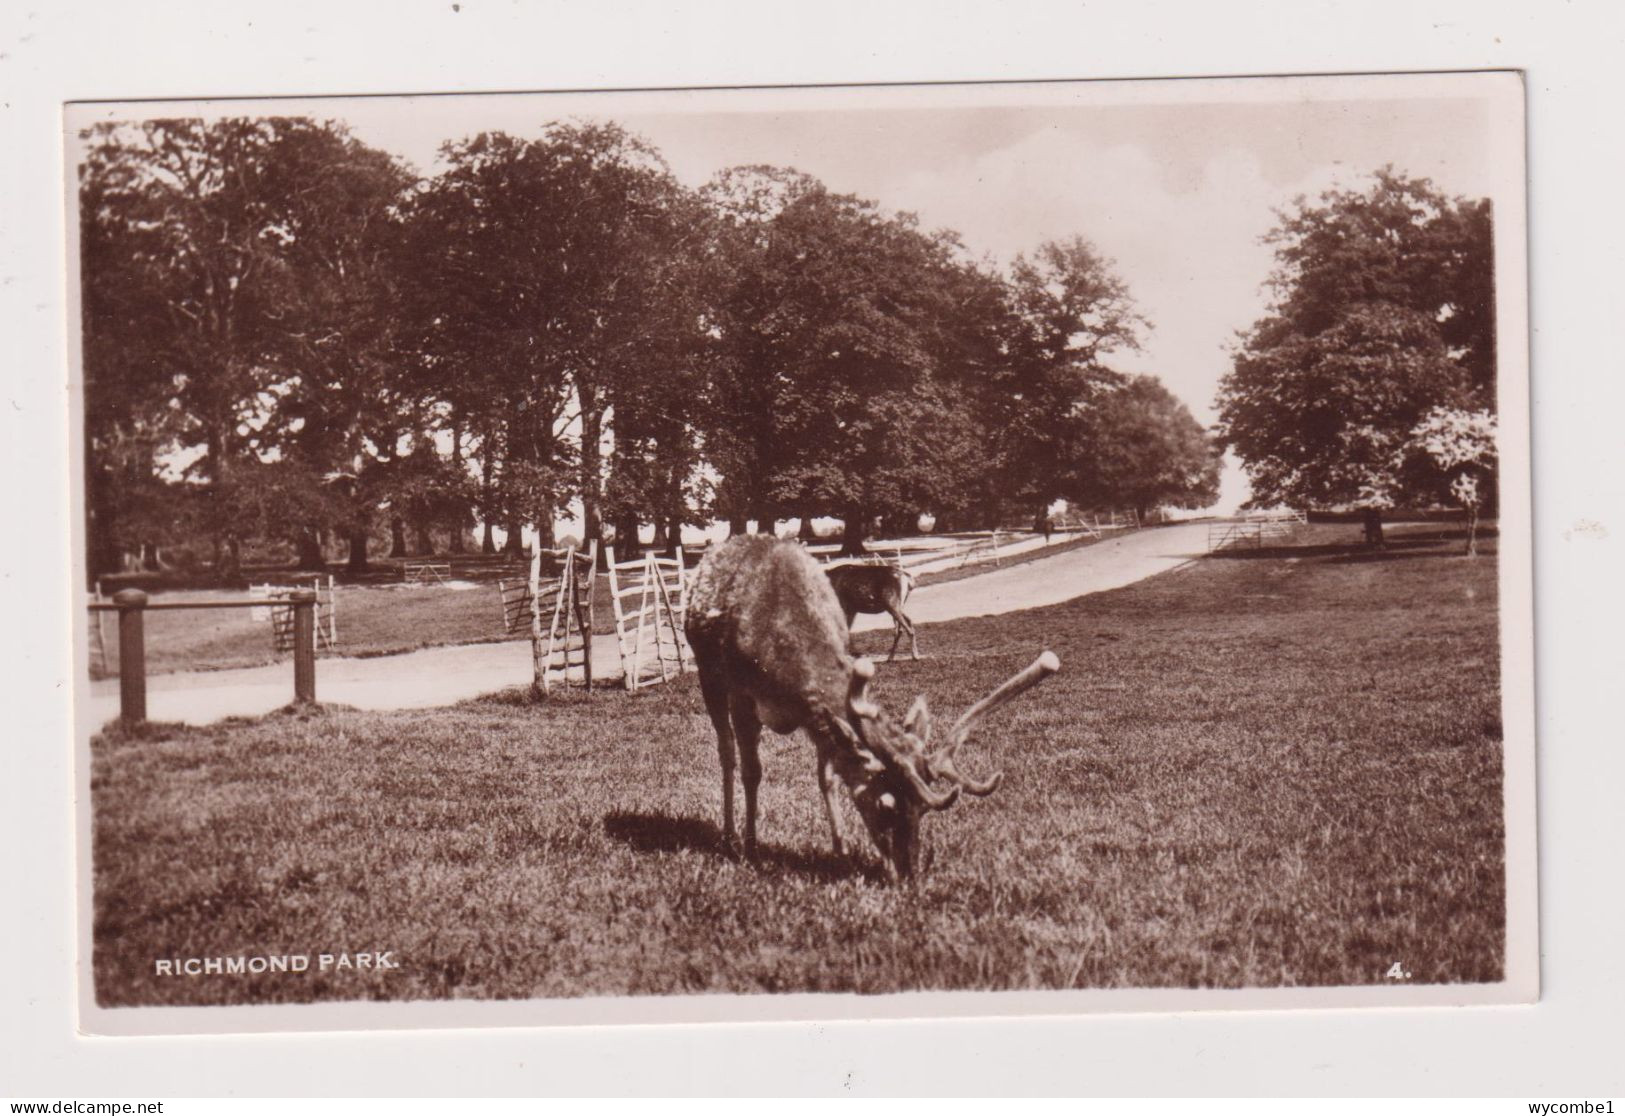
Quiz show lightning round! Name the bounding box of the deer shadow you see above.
[602,809,886,885]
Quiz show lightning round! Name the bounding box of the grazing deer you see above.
[825,561,920,661]
[685,535,1059,881]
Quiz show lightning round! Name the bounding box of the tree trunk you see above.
[347,528,371,574]
[480,446,496,554]
[727,511,748,537]
[752,502,776,537]
[219,533,243,583]
[798,514,818,542]
[535,499,557,550]
[449,414,466,554]
[204,422,244,582]
[663,470,685,557]
[840,508,869,557]
[613,511,639,557]
[414,522,435,556]
[389,516,408,558]
[296,528,327,571]
[1465,505,1479,558]
[1362,507,1386,548]
[577,383,604,549]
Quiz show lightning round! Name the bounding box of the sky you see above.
[83,77,1507,515]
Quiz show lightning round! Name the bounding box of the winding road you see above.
[83,522,1210,728]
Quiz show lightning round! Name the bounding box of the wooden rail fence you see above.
[89,589,318,727]
[402,560,452,584]
[1206,510,1306,552]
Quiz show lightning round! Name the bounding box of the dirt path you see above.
[83,522,1210,728]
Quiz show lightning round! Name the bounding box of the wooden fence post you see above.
[113,589,147,726]
[291,589,317,704]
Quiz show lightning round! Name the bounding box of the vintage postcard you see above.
[67,70,1535,1035]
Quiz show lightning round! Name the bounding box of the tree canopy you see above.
[80,117,415,576]
[79,115,1224,578]
[1076,375,1222,520]
[1216,169,1496,542]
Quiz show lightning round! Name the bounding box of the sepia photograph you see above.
[65,71,1535,1035]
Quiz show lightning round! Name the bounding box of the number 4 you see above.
[1385,962,1412,980]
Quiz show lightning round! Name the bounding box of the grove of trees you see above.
[1216,169,1498,548]
[81,115,1222,581]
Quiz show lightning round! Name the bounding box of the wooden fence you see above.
[810,532,1012,573]
[89,589,318,727]
[1206,510,1305,552]
[496,570,537,633]
[605,546,690,691]
[402,560,452,584]
[532,543,597,694]
[252,574,337,652]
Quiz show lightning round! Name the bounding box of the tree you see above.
[262,128,415,572]
[397,124,699,551]
[601,183,716,555]
[1074,375,1221,521]
[369,440,478,557]
[81,118,296,578]
[226,457,349,568]
[694,166,821,535]
[1216,170,1495,545]
[1408,407,1497,556]
[79,149,194,575]
[79,117,412,578]
[394,133,575,556]
[700,171,1004,552]
[990,236,1148,522]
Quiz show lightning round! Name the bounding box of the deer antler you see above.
[933,651,1061,796]
[833,707,959,811]
[841,658,959,810]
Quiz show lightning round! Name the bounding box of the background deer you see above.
[685,535,1059,881]
[825,561,920,661]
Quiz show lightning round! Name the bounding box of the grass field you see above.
[89,523,1505,1006]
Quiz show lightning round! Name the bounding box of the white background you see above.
[3,0,1621,1097]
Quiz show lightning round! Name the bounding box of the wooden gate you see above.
[532,542,596,694]
[605,546,689,691]
[255,574,337,652]
[496,571,536,633]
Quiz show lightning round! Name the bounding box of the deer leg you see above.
[730,693,764,858]
[886,606,919,661]
[816,750,846,857]
[698,667,738,854]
